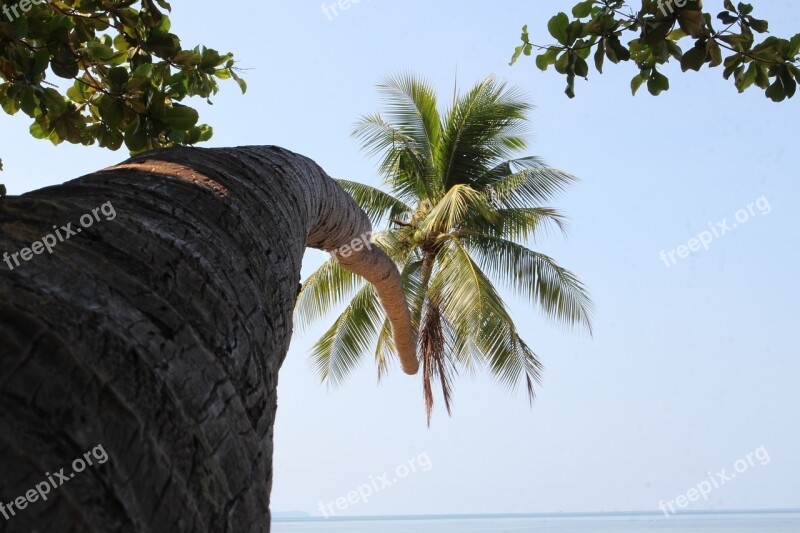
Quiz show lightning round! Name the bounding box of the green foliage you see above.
[296,74,593,423]
[0,0,245,176]
[510,1,800,100]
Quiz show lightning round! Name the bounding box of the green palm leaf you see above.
[463,234,594,333]
[309,283,384,386]
[463,207,569,242]
[482,155,548,181]
[439,76,531,190]
[376,73,442,173]
[489,164,578,209]
[352,113,431,202]
[295,257,364,330]
[432,236,541,397]
[421,184,497,233]
[336,180,412,227]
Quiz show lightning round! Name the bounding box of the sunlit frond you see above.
[310,284,384,386]
[336,180,411,228]
[481,156,548,182]
[352,113,431,201]
[489,164,578,209]
[369,229,416,264]
[463,234,594,333]
[439,76,531,190]
[377,73,442,171]
[463,207,569,242]
[455,303,543,401]
[295,257,364,330]
[432,236,542,398]
[421,184,497,233]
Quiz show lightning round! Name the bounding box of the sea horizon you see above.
[274,508,800,521]
[271,509,800,532]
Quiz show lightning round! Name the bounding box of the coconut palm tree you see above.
[296,75,593,423]
[0,145,417,532]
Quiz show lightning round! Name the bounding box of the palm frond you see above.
[374,319,395,383]
[336,180,412,228]
[368,228,417,264]
[462,207,569,242]
[421,184,497,233]
[377,73,442,172]
[295,257,364,330]
[488,165,578,209]
[463,235,594,333]
[455,302,543,400]
[352,113,431,201]
[432,236,542,398]
[481,156,548,182]
[439,76,531,190]
[310,283,384,386]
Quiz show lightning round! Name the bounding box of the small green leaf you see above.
[231,71,247,94]
[548,13,570,45]
[754,64,770,88]
[765,79,786,102]
[574,56,589,78]
[163,103,199,130]
[565,73,576,98]
[594,41,605,73]
[535,48,559,71]
[706,40,722,67]
[749,18,768,33]
[97,95,125,129]
[572,0,593,19]
[681,44,707,71]
[736,63,758,92]
[647,71,670,95]
[631,73,646,95]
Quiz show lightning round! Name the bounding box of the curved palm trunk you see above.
[0,146,417,532]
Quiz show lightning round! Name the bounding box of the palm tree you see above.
[0,146,417,532]
[296,75,594,423]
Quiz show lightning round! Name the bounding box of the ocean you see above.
[272,510,800,532]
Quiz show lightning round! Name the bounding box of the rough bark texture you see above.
[0,146,413,532]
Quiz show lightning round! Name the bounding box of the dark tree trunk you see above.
[0,146,415,532]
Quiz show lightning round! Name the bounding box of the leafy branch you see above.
[510,1,800,100]
[0,0,247,179]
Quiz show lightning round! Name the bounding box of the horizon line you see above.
[273,508,800,521]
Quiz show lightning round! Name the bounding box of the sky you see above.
[1,0,798,519]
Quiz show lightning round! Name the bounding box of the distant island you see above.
[272,511,312,520]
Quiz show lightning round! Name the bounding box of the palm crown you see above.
[295,74,593,423]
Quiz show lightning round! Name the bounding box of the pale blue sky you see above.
[1,0,798,518]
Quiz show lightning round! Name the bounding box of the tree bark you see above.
[0,146,416,532]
